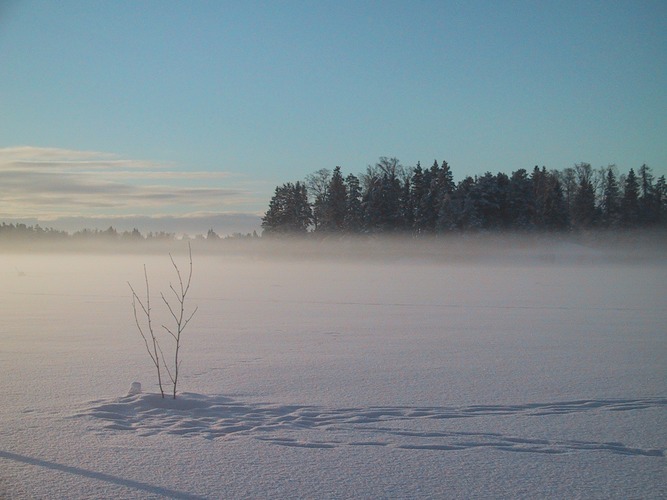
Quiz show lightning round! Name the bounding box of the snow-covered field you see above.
[1,243,666,499]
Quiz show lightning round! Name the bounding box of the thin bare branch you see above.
[161,292,179,324]
[161,323,178,341]
[181,306,198,330]
[131,294,158,366]
[157,341,174,385]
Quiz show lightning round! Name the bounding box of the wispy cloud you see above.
[0,146,263,233]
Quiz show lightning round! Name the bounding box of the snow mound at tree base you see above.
[74,393,666,456]
[126,382,142,396]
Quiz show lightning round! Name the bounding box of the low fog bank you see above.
[238,231,667,266]
[2,229,665,266]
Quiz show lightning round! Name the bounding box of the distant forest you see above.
[262,159,667,235]
[0,223,258,244]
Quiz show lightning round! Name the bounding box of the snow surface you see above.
[1,247,665,499]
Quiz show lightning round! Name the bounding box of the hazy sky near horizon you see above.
[1,1,666,234]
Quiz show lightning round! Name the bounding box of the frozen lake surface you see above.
[1,244,665,498]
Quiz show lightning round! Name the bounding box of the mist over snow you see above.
[1,237,665,498]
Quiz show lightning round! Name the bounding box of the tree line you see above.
[0,223,258,243]
[262,158,666,235]
[0,223,174,241]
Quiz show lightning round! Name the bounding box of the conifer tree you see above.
[434,161,457,231]
[436,191,457,232]
[600,166,621,227]
[473,172,503,229]
[494,172,511,229]
[261,182,313,235]
[571,163,597,229]
[319,166,347,232]
[621,168,640,227]
[423,160,441,231]
[410,163,428,234]
[344,173,363,233]
[456,176,480,231]
[638,164,656,225]
[399,177,413,232]
[509,169,534,229]
[542,171,568,230]
[655,175,667,226]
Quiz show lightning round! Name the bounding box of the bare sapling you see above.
[160,244,198,399]
[128,242,197,399]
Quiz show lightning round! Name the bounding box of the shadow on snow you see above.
[0,450,205,500]
[74,393,666,457]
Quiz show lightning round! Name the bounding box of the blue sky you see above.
[1,0,665,234]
